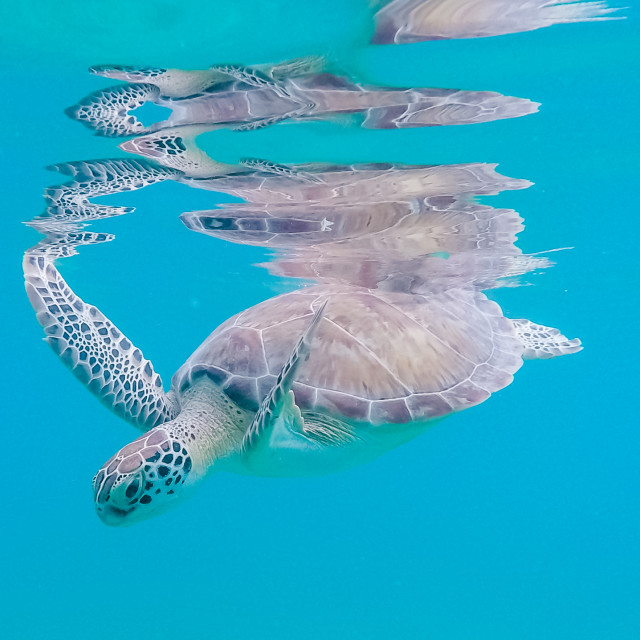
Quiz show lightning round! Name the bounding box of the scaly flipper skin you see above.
[25,227,114,259]
[89,57,327,99]
[242,301,327,453]
[48,157,180,185]
[43,158,181,221]
[23,250,179,429]
[89,65,222,98]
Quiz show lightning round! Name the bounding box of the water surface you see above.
[1,2,638,639]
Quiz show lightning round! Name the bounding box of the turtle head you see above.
[93,427,197,526]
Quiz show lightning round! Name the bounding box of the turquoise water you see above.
[2,2,639,638]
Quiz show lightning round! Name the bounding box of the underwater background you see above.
[1,1,639,638]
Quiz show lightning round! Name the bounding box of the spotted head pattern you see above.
[65,83,161,137]
[93,427,194,526]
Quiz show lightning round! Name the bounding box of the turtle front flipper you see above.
[47,157,180,193]
[90,64,168,82]
[23,251,179,430]
[242,301,327,456]
[90,65,233,97]
[239,157,325,183]
[43,158,180,222]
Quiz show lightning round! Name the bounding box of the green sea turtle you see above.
[108,124,532,203]
[67,57,538,136]
[46,151,531,222]
[24,251,581,526]
[44,145,533,245]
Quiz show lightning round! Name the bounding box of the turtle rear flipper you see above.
[511,319,582,359]
[66,83,161,137]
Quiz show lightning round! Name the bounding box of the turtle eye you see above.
[124,475,143,502]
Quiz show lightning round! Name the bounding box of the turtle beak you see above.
[96,504,135,527]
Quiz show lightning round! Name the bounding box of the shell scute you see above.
[441,381,491,411]
[370,398,412,424]
[198,326,267,379]
[405,393,453,420]
[173,285,524,425]
[316,389,371,421]
[263,310,409,398]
